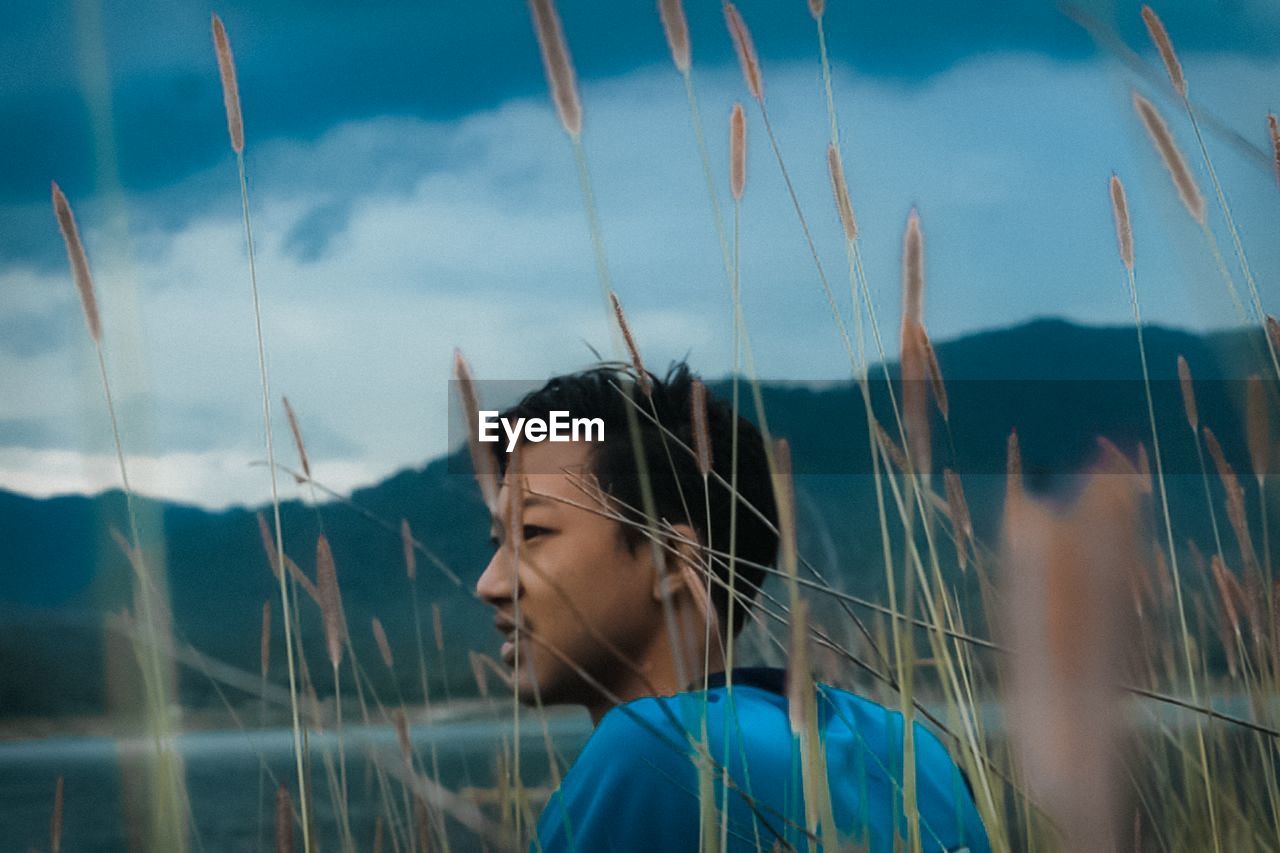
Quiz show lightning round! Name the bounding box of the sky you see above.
[1,0,1278,508]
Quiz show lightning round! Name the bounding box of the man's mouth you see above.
[500,635,518,664]
[494,617,527,665]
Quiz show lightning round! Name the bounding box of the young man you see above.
[475,363,990,852]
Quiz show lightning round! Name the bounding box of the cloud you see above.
[2,54,1278,507]
[282,200,351,263]
[0,446,380,510]
[3,0,1276,221]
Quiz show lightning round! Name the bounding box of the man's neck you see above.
[585,605,725,725]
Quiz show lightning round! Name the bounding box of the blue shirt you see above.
[535,669,990,852]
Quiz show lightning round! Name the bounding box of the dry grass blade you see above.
[1177,354,1198,432]
[1246,374,1269,483]
[1211,555,1241,639]
[255,511,320,603]
[255,509,280,578]
[1242,565,1264,647]
[414,797,431,853]
[1267,314,1280,358]
[1096,438,1152,494]
[1006,429,1023,507]
[1109,174,1134,270]
[467,651,511,697]
[1096,436,1139,477]
[691,378,711,477]
[281,395,310,480]
[315,533,346,669]
[1140,6,1186,97]
[723,3,762,101]
[469,651,490,699]
[453,349,499,511]
[393,709,413,765]
[1203,425,1261,577]
[901,321,931,477]
[304,683,322,728]
[609,291,653,396]
[109,526,145,581]
[1137,442,1153,495]
[260,599,271,679]
[1131,90,1205,224]
[51,183,101,343]
[528,0,582,136]
[400,517,417,581]
[944,468,973,572]
[274,784,293,853]
[826,144,857,242]
[372,617,394,670]
[917,324,948,422]
[1152,542,1173,608]
[730,102,746,201]
[899,210,930,476]
[432,603,444,652]
[772,438,797,583]
[873,418,909,473]
[1269,113,1280,189]
[901,208,924,327]
[658,0,691,74]
[50,775,63,853]
[211,14,245,154]
[786,597,837,841]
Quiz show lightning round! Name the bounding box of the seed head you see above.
[658,0,691,74]
[724,3,762,101]
[51,183,101,343]
[211,14,245,153]
[528,0,582,136]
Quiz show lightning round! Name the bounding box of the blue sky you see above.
[1,0,1278,507]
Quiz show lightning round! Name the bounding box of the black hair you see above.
[493,361,779,636]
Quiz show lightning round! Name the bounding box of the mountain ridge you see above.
[0,319,1268,716]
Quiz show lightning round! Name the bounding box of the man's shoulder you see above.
[541,676,990,852]
[596,680,790,750]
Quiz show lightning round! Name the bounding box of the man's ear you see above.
[650,523,710,613]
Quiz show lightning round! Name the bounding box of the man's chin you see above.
[509,663,586,708]
[511,673,566,707]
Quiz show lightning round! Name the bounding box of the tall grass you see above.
[211,13,311,851]
[1112,169,1221,850]
[53,183,190,851]
[36,2,1280,851]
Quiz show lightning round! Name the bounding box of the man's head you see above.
[474,362,778,712]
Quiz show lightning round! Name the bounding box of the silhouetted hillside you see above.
[1,320,1270,716]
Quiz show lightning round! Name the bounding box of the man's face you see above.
[475,440,661,707]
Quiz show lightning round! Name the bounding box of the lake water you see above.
[0,711,593,852]
[2,692,1268,851]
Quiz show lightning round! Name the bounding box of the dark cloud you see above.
[0,0,1274,269]
[282,199,350,263]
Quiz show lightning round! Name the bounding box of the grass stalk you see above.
[53,183,189,850]
[210,21,308,842]
[1113,172,1220,848]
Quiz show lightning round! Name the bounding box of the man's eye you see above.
[522,525,550,540]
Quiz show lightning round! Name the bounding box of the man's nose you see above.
[476,548,517,604]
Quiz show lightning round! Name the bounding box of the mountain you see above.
[0,319,1270,717]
